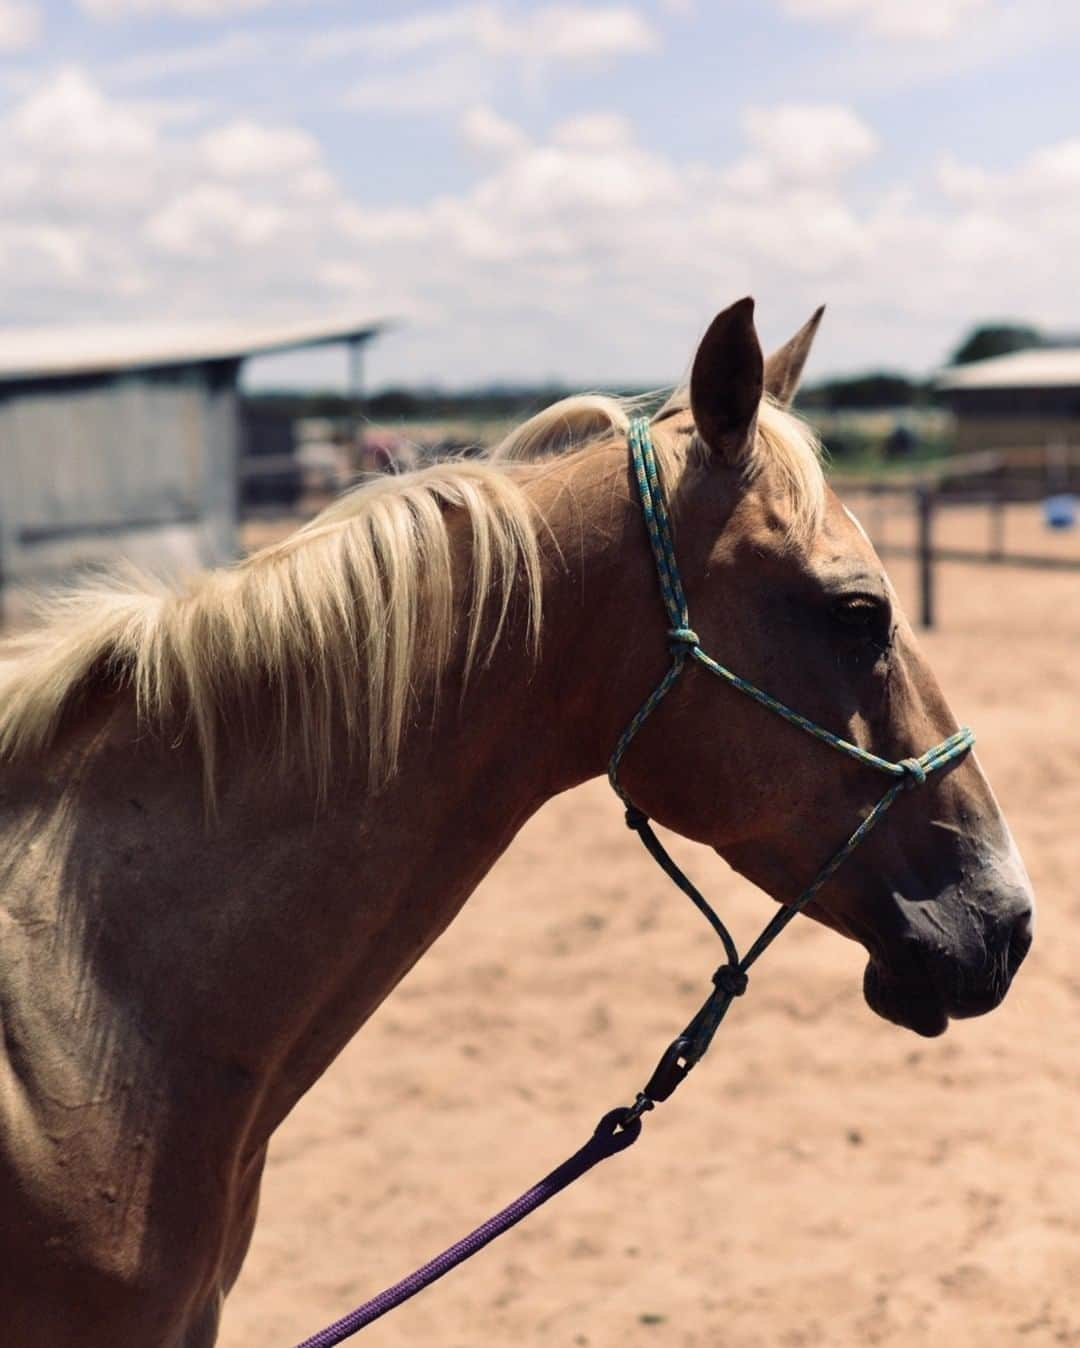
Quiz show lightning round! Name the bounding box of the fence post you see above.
[870,481,885,547]
[916,483,935,629]
[989,469,1005,562]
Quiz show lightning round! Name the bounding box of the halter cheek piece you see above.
[608,417,974,1122]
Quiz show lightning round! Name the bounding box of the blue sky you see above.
[2,0,1079,389]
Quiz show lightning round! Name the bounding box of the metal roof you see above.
[937,347,1080,392]
[0,315,385,384]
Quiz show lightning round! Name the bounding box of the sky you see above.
[2,0,1080,390]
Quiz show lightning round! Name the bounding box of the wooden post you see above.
[870,481,885,547]
[989,489,1005,561]
[916,483,935,629]
[347,335,366,471]
[992,469,1008,563]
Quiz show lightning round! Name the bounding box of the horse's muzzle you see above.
[864,882,1034,1037]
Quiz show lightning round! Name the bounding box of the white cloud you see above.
[781,0,992,40]
[80,0,271,17]
[0,69,348,320]
[0,0,40,52]
[342,60,487,116]
[9,67,157,156]
[731,103,878,189]
[314,5,508,60]
[6,64,1080,385]
[552,111,634,150]
[106,31,266,85]
[928,140,1080,301]
[330,5,656,118]
[461,105,530,156]
[936,139,1080,235]
[147,184,284,258]
[528,4,656,60]
[200,120,321,177]
[0,224,87,279]
[776,1,1080,99]
[310,2,657,67]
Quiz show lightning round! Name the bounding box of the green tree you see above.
[949,323,1042,365]
[797,372,924,410]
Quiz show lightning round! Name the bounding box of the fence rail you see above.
[832,444,1080,628]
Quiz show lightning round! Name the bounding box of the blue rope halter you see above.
[609,416,974,1118]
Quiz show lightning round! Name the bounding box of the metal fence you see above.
[832,447,1080,627]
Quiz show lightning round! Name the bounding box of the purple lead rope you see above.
[293,1108,642,1348]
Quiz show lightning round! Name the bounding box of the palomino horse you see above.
[0,300,1033,1345]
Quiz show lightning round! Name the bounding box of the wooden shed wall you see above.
[0,366,238,595]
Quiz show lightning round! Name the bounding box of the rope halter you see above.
[608,417,974,1118]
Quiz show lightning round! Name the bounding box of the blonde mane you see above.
[0,390,822,802]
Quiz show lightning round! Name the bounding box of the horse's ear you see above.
[764,305,825,406]
[689,297,763,464]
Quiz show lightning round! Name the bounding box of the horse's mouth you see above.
[852,889,1033,1039]
[862,947,1022,1038]
[863,959,951,1037]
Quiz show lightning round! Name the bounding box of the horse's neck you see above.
[0,444,664,1320]
[238,448,662,1135]
[37,445,661,1150]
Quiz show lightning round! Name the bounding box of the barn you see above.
[0,316,381,611]
[937,348,1080,453]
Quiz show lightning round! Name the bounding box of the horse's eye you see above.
[831,594,888,633]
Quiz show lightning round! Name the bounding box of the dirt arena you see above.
[223,502,1080,1348]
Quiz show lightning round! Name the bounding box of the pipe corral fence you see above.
[832,446,1080,628]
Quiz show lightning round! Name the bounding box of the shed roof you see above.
[0,315,385,385]
[937,348,1080,392]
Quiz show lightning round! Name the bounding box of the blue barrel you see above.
[1043,494,1077,530]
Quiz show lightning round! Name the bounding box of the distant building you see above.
[0,316,381,605]
[937,349,1080,452]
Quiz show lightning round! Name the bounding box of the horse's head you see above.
[616,299,1033,1037]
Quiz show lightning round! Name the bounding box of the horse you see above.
[0,299,1033,1346]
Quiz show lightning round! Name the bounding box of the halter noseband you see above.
[608,417,973,1120]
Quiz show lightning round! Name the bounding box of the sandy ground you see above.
[222,502,1080,1348]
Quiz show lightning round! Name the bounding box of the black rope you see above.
[625,809,740,967]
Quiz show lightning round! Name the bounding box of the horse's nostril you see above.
[1007,907,1034,975]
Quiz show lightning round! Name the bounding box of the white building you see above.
[937,347,1080,453]
[0,316,381,607]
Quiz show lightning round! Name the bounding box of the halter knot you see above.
[667,627,700,650]
[898,757,927,788]
[624,805,649,831]
[712,964,748,998]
